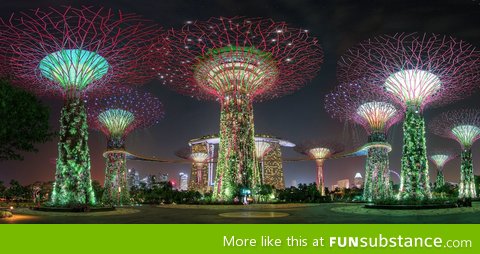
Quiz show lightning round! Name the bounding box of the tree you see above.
[5,179,29,201]
[0,79,54,161]
[91,180,104,203]
[256,184,274,202]
[0,181,6,200]
[475,175,480,195]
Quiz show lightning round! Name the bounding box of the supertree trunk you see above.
[363,153,374,202]
[213,95,259,201]
[314,159,325,196]
[258,159,265,185]
[365,133,392,201]
[51,97,96,206]
[102,137,130,206]
[399,106,431,200]
[370,147,392,201]
[189,165,207,193]
[459,148,477,198]
[435,168,445,190]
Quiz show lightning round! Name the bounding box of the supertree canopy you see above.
[255,141,273,159]
[0,6,162,206]
[88,87,164,206]
[338,33,480,200]
[325,83,402,201]
[430,109,480,198]
[295,141,343,196]
[163,17,323,201]
[428,151,455,190]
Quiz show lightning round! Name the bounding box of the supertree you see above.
[162,17,322,201]
[428,151,455,190]
[175,147,210,191]
[0,7,162,206]
[338,33,480,200]
[430,109,480,198]
[88,88,164,206]
[255,139,274,185]
[325,83,403,201]
[295,141,343,196]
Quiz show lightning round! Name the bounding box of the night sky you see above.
[1,0,479,188]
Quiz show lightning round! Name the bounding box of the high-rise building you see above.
[354,172,363,188]
[337,179,350,189]
[127,168,140,190]
[262,142,285,189]
[188,134,294,192]
[140,174,157,188]
[158,173,169,182]
[179,172,188,191]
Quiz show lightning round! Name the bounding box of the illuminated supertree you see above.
[88,88,164,206]
[255,140,274,185]
[295,141,343,196]
[163,17,322,201]
[338,33,480,200]
[325,83,402,201]
[176,147,210,191]
[0,7,162,206]
[430,109,480,198]
[428,151,455,190]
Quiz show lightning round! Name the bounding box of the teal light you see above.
[39,49,109,90]
[98,109,135,137]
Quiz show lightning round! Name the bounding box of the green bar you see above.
[0,224,478,253]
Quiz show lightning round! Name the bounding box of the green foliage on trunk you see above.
[102,150,130,206]
[459,148,476,198]
[50,97,96,206]
[213,95,259,201]
[435,169,445,190]
[365,146,392,202]
[399,106,431,200]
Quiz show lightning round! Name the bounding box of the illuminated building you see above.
[187,134,294,192]
[127,168,140,190]
[354,173,363,189]
[141,175,157,189]
[337,179,350,189]
[159,173,169,183]
[179,173,189,191]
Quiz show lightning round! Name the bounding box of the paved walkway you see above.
[2,203,480,224]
